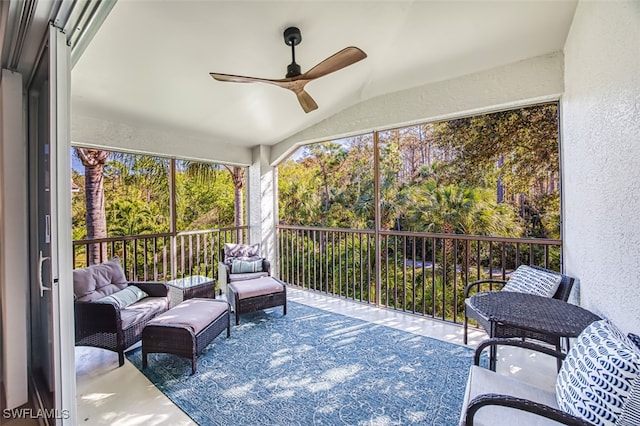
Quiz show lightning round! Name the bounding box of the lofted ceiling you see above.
[71,0,578,149]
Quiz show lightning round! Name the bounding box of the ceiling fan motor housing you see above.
[284,27,301,46]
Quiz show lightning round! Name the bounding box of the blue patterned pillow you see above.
[617,375,640,426]
[502,265,562,297]
[628,333,640,351]
[556,320,640,425]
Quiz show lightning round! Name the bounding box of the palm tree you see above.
[225,166,245,229]
[75,148,110,264]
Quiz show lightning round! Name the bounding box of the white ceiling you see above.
[71,0,577,148]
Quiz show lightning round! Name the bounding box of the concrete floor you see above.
[75,287,558,425]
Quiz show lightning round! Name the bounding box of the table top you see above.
[166,275,214,289]
[468,291,601,338]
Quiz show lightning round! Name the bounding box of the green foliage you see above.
[279,135,375,229]
[72,152,239,239]
[106,197,165,236]
[278,103,560,238]
[277,103,562,322]
[176,168,235,230]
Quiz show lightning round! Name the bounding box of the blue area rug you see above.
[127,301,473,425]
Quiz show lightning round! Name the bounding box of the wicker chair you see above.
[460,321,640,426]
[463,265,575,348]
[218,243,271,295]
[73,258,170,366]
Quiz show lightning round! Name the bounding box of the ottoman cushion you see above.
[148,298,227,335]
[231,276,285,299]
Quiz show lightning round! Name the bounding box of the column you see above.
[248,145,278,276]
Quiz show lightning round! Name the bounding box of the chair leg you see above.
[489,344,497,371]
[463,314,468,345]
[556,339,563,372]
[489,322,497,371]
[118,350,125,367]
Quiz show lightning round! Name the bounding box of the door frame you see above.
[49,25,76,424]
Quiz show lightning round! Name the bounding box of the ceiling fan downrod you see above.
[284,26,302,78]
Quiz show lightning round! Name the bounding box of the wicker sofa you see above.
[73,258,170,366]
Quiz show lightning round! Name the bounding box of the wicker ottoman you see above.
[142,298,230,374]
[228,276,286,325]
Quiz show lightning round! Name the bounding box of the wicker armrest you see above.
[74,300,121,339]
[464,279,507,297]
[465,393,594,426]
[474,338,566,366]
[262,259,271,275]
[130,281,169,297]
[218,262,231,280]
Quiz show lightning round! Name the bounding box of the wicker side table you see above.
[167,275,216,307]
[468,291,601,370]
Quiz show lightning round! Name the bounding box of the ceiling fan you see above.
[210,27,367,113]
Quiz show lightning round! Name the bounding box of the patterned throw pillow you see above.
[501,265,562,297]
[224,243,260,265]
[231,259,264,274]
[628,333,640,351]
[617,375,640,426]
[556,320,640,425]
[97,286,148,309]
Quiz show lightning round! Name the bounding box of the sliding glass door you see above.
[27,25,74,424]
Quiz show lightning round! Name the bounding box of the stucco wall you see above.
[561,1,640,334]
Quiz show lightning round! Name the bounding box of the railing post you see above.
[373,131,382,306]
[169,158,177,279]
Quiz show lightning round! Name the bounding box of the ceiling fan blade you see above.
[210,73,280,84]
[294,89,318,113]
[302,47,367,80]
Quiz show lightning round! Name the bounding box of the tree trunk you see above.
[442,220,454,256]
[76,148,110,264]
[225,166,245,240]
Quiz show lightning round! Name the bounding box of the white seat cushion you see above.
[459,365,560,426]
[228,271,269,282]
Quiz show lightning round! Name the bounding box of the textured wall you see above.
[562,1,640,334]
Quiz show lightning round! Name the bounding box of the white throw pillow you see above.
[501,265,562,297]
[556,319,640,425]
[97,286,148,309]
[617,375,640,426]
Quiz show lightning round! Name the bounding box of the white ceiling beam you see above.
[72,114,252,166]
